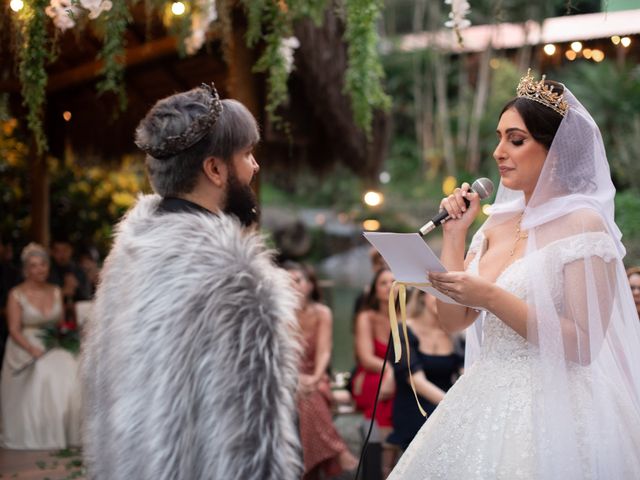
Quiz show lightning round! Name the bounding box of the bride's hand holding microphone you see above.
[439,182,481,234]
[429,182,492,308]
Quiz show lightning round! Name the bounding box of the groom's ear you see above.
[202,156,227,188]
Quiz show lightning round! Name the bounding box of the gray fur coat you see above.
[81,195,302,479]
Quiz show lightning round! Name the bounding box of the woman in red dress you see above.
[351,268,397,476]
[284,262,358,479]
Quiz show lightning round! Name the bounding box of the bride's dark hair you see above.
[500,80,565,151]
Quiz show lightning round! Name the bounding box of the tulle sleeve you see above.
[526,210,640,478]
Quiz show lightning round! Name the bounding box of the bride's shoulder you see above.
[560,208,607,233]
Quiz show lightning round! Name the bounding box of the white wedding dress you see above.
[0,287,82,449]
[388,231,640,479]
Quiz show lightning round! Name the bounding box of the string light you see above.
[621,37,631,48]
[62,111,72,121]
[570,41,582,53]
[362,219,381,231]
[363,191,384,207]
[171,2,186,15]
[543,44,556,56]
[582,48,592,59]
[565,50,577,61]
[611,35,621,45]
[10,0,24,12]
[591,49,605,62]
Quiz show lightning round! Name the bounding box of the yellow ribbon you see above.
[389,280,433,418]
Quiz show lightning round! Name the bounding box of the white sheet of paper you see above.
[363,232,460,305]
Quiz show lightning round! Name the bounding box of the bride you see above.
[388,71,640,479]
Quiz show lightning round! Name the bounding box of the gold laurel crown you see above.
[516,69,568,117]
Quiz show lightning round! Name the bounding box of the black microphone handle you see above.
[419,197,471,236]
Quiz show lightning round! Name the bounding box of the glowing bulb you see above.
[611,35,621,45]
[171,1,186,15]
[565,50,577,61]
[379,171,391,184]
[362,219,381,231]
[591,49,605,62]
[582,48,592,59]
[621,37,631,48]
[10,0,24,11]
[570,41,583,53]
[62,111,72,122]
[543,44,556,56]
[363,191,383,207]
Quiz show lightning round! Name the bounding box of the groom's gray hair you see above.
[136,87,260,197]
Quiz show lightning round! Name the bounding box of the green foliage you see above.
[262,164,361,210]
[96,0,132,111]
[241,0,330,128]
[0,118,148,255]
[246,0,292,126]
[38,322,81,355]
[616,190,640,266]
[11,0,389,152]
[344,0,391,137]
[15,0,50,154]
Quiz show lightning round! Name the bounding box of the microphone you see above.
[419,178,494,236]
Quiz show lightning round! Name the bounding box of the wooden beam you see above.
[0,31,223,94]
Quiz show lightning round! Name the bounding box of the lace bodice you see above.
[467,231,618,363]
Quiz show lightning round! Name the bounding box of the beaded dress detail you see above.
[388,231,640,479]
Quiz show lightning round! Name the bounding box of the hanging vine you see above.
[9,0,391,150]
[343,0,391,137]
[15,0,50,154]
[241,0,326,126]
[96,0,132,110]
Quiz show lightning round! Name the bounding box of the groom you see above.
[81,84,302,479]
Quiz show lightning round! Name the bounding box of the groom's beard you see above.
[223,170,260,227]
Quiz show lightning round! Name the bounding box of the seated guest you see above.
[351,268,397,477]
[283,262,358,479]
[1,243,81,449]
[48,238,91,301]
[627,266,640,320]
[387,289,463,452]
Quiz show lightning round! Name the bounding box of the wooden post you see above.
[226,8,262,200]
[28,139,50,246]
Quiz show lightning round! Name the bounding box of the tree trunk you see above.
[429,0,455,176]
[466,47,492,173]
[29,138,49,246]
[226,7,261,198]
[434,52,455,176]
[412,0,427,173]
[456,53,469,153]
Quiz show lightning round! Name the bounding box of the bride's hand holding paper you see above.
[428,270,494,309]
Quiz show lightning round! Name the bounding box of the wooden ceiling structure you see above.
[0,3,390,245]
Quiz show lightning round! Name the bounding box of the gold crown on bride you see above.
[516,69,569,117]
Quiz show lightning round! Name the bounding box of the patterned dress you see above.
[298,306,350,477]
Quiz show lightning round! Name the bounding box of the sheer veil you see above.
[466,86,640,477]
